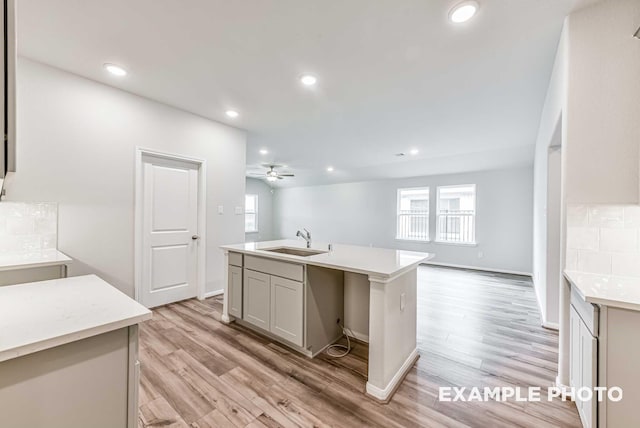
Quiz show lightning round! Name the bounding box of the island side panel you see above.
[366,268,418,401]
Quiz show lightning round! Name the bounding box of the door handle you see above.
[192,235,200,240]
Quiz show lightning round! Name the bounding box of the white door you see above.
[141,155,199,308]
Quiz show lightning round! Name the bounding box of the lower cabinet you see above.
[270,276,304,346]
[243,269,271,331]
[570,304,597,428]
[228,265,243,318]
[243,268,304,347]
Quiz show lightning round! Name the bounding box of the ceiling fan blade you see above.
[277,176,284,179]
[247,172,265,176]
[278,174,295,177]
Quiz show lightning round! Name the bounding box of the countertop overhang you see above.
[0,249,72,272]
[0,274,152,363]
[564,270,640,311]
[221,239,434,280]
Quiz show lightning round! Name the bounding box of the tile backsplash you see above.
[566,204,640,277]
[0,202,58,253]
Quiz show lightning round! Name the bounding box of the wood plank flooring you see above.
[138,265,581,428]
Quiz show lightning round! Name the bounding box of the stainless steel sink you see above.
[262,247,327,257]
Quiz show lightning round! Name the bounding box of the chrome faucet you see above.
[296,228,312,248]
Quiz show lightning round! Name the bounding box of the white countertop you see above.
[0,274,152,363]
[221,239,434,279]
[0,249,72,272]
[564,270,640,311]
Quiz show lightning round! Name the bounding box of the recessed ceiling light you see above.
[449,1,479,23]
[225,110,239,118]
[409,148,419,155]
[326,166,334,172]
[104,63,127,76]
[259,149,268,155]
[300,75,318,86]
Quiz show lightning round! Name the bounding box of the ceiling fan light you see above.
[266,176,277,182]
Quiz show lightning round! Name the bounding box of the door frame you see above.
[134,147,207,304]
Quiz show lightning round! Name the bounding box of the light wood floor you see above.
[138,266,582,428]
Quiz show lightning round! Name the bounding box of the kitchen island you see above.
[220,239,433,402]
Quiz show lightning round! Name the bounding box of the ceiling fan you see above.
[248,164,295,182]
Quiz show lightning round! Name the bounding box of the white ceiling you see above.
[18,0,588,187]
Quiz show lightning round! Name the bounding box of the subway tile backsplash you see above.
[567,204,640,277]
[0,202,58,253]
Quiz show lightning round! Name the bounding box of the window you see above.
[436,184,476,244]
[396,187,430,241]
[245,194,258,233]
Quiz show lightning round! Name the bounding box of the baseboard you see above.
[347,330,369,344]
[530,278,560,331]
[542,321,559,330]
[202,289,223,299]
[423,261,532,277]
[366,348,419,402]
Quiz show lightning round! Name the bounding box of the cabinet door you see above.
[243,269,270,330]
[228,265,243,318]
[579,321,597,428]
[270,276,304,347]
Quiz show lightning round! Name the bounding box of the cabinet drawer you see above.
[228,252,243,267]
[571,286,599,337]
[245,255,304,282]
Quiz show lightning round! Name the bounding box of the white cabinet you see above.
[270,275,304,346]
[243,269,271,330]
[570,304,597,428]
[228,265,243,318]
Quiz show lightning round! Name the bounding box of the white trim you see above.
[366,348,419,401]
[395,238,431,243]
[202,289,224,299]
[134,147,207,305]
[423,261,532,277]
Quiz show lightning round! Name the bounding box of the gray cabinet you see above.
[270,275,304,346]
[228,256,344,357]
[242,265,305,347]
[228,265,243,318]
[243,269,271,330]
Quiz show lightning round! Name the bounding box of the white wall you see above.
[6,58,247,297]
[245,178,274,242]
[274,167,534,274]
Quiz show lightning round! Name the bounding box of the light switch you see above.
[235,206,243,215]
[217,205,224,215]
[400,293,406,311]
